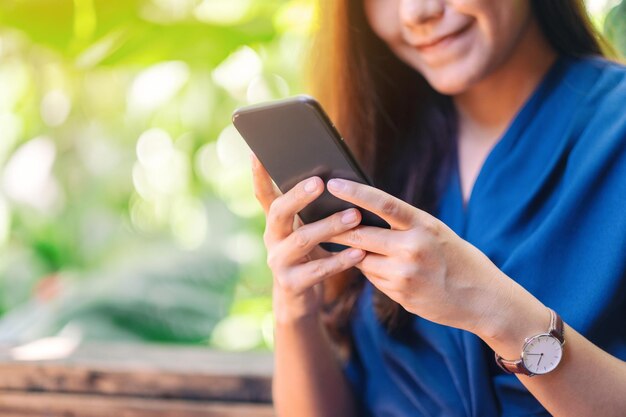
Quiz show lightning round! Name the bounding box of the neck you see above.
[453,18,558,138]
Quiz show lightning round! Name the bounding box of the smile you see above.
[413,21,474,52]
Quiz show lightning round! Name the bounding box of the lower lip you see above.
[416,23,473,55]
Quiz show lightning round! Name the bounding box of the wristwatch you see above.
[494,308,565,377]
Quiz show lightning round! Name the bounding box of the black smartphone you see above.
[232,95,389,229]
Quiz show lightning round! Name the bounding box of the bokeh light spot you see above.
[128,61,190,114]
[194,0,252,25]
[41,90,72,127]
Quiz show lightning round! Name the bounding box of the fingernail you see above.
[250,153,258,168]
[347,248,364,259]
[304,178,318,193]
[328,179,345,192]
[341,209,358,224]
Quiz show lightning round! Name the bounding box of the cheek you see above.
[405,0,531,94]
[363,0,403,47]
[473,1,532,74]
[388,30,490,94]
[474,0,530,50]
[363,0,532,95]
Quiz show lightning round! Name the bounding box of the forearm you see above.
[273,313,357,417]
[516,323,626,417]
[477,278,626,417]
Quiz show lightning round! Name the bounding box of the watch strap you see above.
[549,309,565,344]
[495,356,533,376]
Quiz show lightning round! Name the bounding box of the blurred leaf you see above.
[0,247,238,344]
[0,0,77,50]
[93,20,276,68]
[0,0,278,67]
[605,0,626,57]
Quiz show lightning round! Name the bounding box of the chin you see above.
[421,57,491,96]
[425,74,473,95]
[402,52,487,96]
[415,67,473,95]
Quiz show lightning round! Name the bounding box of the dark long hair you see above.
[308,0,614,352]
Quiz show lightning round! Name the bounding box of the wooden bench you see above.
[0,342,274,416]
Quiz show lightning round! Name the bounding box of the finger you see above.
[251,153,281,213]
[280,208,362,264]
[328,225,397,256]
[327,179,419,230]
[308,243,330,261]
[286,247,366,293]
[360,270,398,297]
[266,176,324,240]
[355,253,397,281]
[357,258,405,298]
[357,254,416,299]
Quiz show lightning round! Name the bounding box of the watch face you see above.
[522,334,563,375]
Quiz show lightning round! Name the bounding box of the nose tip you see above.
[400,0,445,25]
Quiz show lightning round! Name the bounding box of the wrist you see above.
[272,288,322,325]
[474,277,549,359]
[273,308,321,326]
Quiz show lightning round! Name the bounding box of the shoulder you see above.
[532,56,626,153]
[557,56,626,113]
[562,56,626,116]
[564,55,626,83]
[562,57,626,157]
[559,57,626,192]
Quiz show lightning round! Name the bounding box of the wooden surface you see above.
[0,342,275,416]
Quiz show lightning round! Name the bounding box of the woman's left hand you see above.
[326,178,514,336]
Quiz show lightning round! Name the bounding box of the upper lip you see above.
[412,21,473,49]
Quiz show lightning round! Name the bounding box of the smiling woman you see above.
[363,0,539,94]
[251,0,626,416]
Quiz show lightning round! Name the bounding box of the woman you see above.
[251,1,626,416]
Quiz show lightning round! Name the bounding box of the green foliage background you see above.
[0,0,316,351]
[0,0,623,351]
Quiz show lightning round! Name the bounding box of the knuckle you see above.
[347,228,363,245]
[266,251,280,270]
[388,271,413,294]
[422,217,442,237]
[292,228,310,249]
[267,199,283,223]
[331,212,343,231]
[297,179,314,197]
[309,262,329,279]
[268,202,293,227]
[331,211,351,233]
[294,178,316,201]
[340,250,356,266]
[399,239,422,260]
[381,197,397,217]
[380,235,393,253]
[400,264,418,281]
[275,274,299,294]
[392,264,409,281]
[343,251,363,269]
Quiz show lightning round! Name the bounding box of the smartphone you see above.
[232,95,389,230]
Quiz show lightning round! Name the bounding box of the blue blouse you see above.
[343,56,626,416]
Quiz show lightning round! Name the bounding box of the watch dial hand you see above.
[537,353,544,366]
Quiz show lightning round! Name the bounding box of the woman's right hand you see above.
[250,154,366,324]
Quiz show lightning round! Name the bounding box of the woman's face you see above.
[363,0,534,95]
